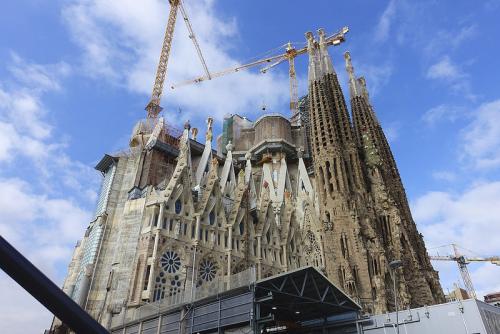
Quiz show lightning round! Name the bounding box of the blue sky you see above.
[1,0,500,332]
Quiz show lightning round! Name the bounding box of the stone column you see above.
[195,216,201,241]
[256,235,262,279]
[147,203,164,298]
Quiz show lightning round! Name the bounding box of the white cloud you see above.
[413,182,500,296]
[0,177,92,334]
[375,0,397,42]
[8,52,71,93]
[0,55,98,333]
[62,0,289,123]
[426,56,462,80]
[0,273,54,334]
[426,56,476,101]
[462,99,500,169]
[422,104,467,126]
[413,182,500,256]
[432,171,457,182]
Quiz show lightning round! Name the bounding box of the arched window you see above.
[175,199,182,214]
[209,210,215,225]
[239,221,245,235]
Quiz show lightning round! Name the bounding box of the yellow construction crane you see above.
[171,26,349,117]
[429,244,500,299]
[146,0,210,120]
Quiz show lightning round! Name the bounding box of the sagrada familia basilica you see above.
[55,29,445,330]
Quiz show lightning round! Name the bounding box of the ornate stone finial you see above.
[191,127,198,141]
[344,51,354,74]
[358,77,369,101]
[306,31,320,82]
[245,151,252,160]
[226,140,234,152]
[305,31,315,55]
[297,147,304,159]
[184,120,191,130]
[206,117,214,141]
[344,51,361,97]
[317,28,334,75]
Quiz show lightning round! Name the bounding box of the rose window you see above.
[160,251,181,273]
[198,259,217,282]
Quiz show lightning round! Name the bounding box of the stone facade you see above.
[54,31,444,331]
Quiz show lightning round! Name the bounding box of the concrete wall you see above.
[359,299,500,334]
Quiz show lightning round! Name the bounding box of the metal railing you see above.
[125,267,256,324]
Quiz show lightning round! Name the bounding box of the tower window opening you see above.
[143,265,151,291]
[209,210,215,225]
[333,158,341,190]
[325,161,334,192]
[175,199,182,214]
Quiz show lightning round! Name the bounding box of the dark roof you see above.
[255,266,361,323]
[94,154,118,172]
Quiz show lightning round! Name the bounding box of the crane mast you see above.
[146,0,209,121]
[146,0,180,120]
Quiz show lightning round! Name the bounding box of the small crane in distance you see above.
[429,243,500,299]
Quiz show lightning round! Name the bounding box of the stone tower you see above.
[305,29,444,313]
[53,30,445,332]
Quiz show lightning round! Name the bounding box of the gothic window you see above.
[209,210,215,225]
[198,259,217,282]
[175,199,182,214]
[239,221,245,235]
[160,251,181,274]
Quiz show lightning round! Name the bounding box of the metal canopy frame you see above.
[254,266,361,330]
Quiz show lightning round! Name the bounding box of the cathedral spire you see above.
[344,52,362,98]
[306,31,320,82]
[318,28,335,75]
